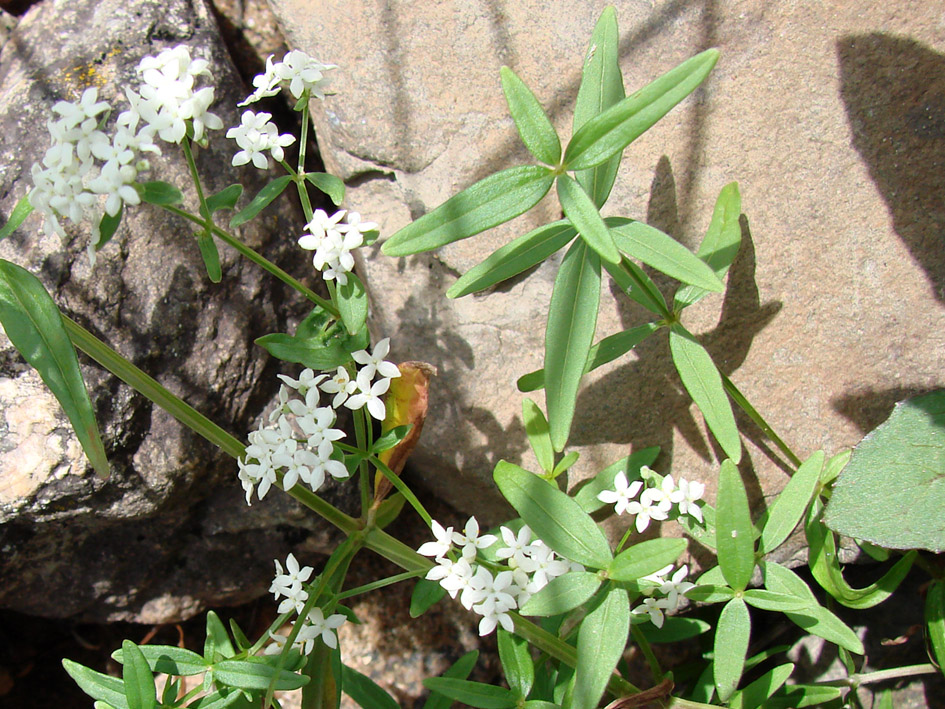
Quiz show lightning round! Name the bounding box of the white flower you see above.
[304,606,347,650]
[418,520,455,559]
[625,494,670,533]
[276,50,337,99]
[299,209,346,249]
[597,471,643,516]
[426,557,474,600]
[472,569,518,636]
[226,110,295,169]
[675,478,705,523]
[451,517,498,559]
[270,553,313,614]
[654,565,694,610]
[277,368,324,396]
[495,525,533,570]
[240,55,282,105]
[343,211,378,238]
[296,406,345,459]
[641,472,679,513]
[352,337,401,381]
[344,371,391,421]
[319,366,358,407]
[632,596,672,628]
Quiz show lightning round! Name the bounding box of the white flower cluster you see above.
[597,467,705,533]
[225,110,295,169]
[29,44,223,253]
[239,50,337,106]
[264,553,346,655]
[237,339,400,504]
[419,518,581,637]
[298,209,377,287]
[632,564,695,628]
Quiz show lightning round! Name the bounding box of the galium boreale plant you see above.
[0,5,942,709]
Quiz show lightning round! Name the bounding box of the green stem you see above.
[620,258,671,320]
[162,204,338,317]
[370,454,433,526]
[822,663,939,688]
[721,372,802,467]
[181,137,211,229]
[336,570,424,601]
[630,623,663,684]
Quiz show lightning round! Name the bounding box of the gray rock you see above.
[0,0,354,622]
[269,1,945,536]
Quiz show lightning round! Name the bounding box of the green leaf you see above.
[727,662,793,709]
[213,658,308,691]
[228,619,252,651]
[185,689,244,708]
[494,460,613,567]
[255,322,368,371]
[0,260,109,478]
[229,175,292,228]
[550,451,578,478]
[501,66,561,166]
[204,611,235,661]
[638,616,711,643]
[669,325,741,463]
[422,678,517,708]
[574,587,629,709]
[121,640,157,709]
[557,174,620,265]
[447,221,576,299]
[112,645,207,675]
[806,497,916,609]
[305,172,346,205]
[372,424,412,454]
[519,571,602,617]
[205,184,243,214]
[684,584,734,604]
[713,597,750,702]
[94,204,123,251]
[766,684,844,708]
[422,651,479,709]
[523,398,554,474]
[607,218,723,292]
[197,233,222,283]
[341,664,400,709]
[675,182,742,308]
[715,459,755,590]
[762,561,864,654]
[544,239,601,451]
[337,272,368,335]
[820,448,851,485]
[563,49,719,170]
[498,628,534,699]
[0,194,34,240]
[516,322,659,393]
[62,659,129,709]
[382,166,555,256]
[824,390,945,551]
[742,589,811,612]
[925,580,945,677]
[603,256,667,316]
[138,181,183,206]
[573,446,659,513]
[410,577,446,617]
[759,450,824,555]
[573,6,625,207]
[608,538,687,582]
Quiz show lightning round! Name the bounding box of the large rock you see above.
[0,0,355,622]
[269,1,945,531]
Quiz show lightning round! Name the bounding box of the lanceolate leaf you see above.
[494,460,613,568]
[713,597,750,702]
[0,194,34,240]
[557,173,621,266]
[608,538,687,582]
[204,184,243,214]
[607,218,723,292]
[716,459,755,591]
[305,172,345,205]
[519,571,602,617]
[563,49,719,171]
[341,664,400,709]
[382,166,554,256]
[121,640,157,709]
[138,180,183,205]
[925,579,945,676]
[229,175,292,228]
[0,260,109,478]
[423,651,479,709]
[337,272,368,335]
[422,678,517,708]
[501,66,561,166]
[197,232,222,283]
[824,390,945,552]
[497,629,535,699]
[726,662,793,709]
[62,659,129,709]
[447,221,576,299]
[544,239,601,451]
[574,587,629,709]
[675,182,742,308]
[213,658,308,690]
[759,450,824,555]
[523,398,554,474]
[604,256,668,316]
[573,5,625,207]
[669,325,741,463]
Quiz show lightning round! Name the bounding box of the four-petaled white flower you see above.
[597,471,643,516]
[632,596,672,628]
[418,520,455,559]
[675,478,705,523]
[304,606,347,650]
[452,516,498,559]
[344,371,391,421]
[226,110,295,169]
[351,338,401,381]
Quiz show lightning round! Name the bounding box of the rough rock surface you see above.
[269,1,945,532]
[0,0,354,622]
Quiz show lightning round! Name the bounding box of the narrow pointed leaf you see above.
[716,459,755,590]
[675,182,742,308]
[447,221,576,298]
[138,180,183,205]
[337,272,368,335]
[305,172,346,205]
[608,538,687,582]
[341,664,400,709]
[229,175,292,228]
[62,660,129,709]
[766,685,844,708]
[564,49,719,170]
[639,617,711,643]
[0,260,109,478]
[574,587,629,709]
[607,218,723,292]
[573,446,659,513]
[759,450,824,554]
[604,256,667,316]
[498,628,534,698]
[197,233,222,283]
[727,662,793,709]
[0,194,34,240]
[669,325,741,462]
[410,577,446,617]
[501,66,561,166]
[925,580,945,676]
[820,448,851,485]
[112,645,207,675]
[204,611,235,660]
[382,166,554,256]
[573,6,625,207]
[205,184,243,214]
[494,460,613,567]
[713,597,750,702]
[685,584,735,604]
[519,571,601,617]
[213,658,308,690]
[742,590,811,612]
[422,678,517,708]
[557,174,620,265]
[544,239,601,451]
[121,640,157,709]
[423,651,479,709]
[523,398,554,474]
[94,204,123,251]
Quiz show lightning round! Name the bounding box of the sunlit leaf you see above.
[574,587,629,709]
[713,597,750,702]
[501,66,561,166]
[716,459,755,591]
